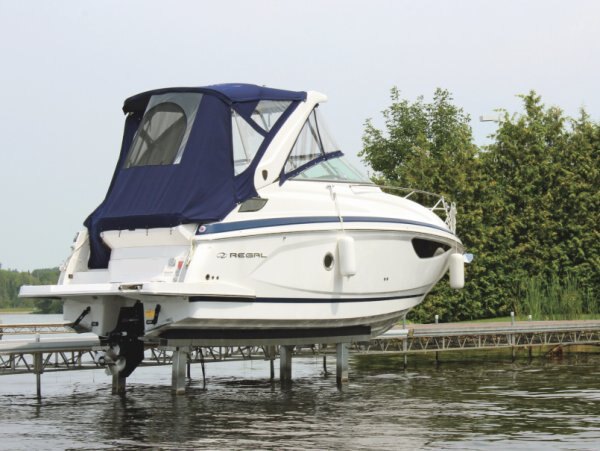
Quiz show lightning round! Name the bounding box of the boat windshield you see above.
[283,107,371,183]
[293,155,371,183]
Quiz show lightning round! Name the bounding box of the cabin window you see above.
[232,101,291,175]
[125,93,202,168]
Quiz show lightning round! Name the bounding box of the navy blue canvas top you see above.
[85,84,306,268]
[124,84,305,112]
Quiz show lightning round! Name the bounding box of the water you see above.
[1,314,600,450]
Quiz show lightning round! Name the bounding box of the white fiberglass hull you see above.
[147,295,422,343]
[24,221,460,344]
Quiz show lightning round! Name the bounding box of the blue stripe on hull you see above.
[189,294,425,303]
[197,216,452,235]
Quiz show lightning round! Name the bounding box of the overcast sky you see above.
[1,0,599,271]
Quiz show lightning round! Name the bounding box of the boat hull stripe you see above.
[197,216,452,235]
[188,294,425,303]
[159,326,371,340]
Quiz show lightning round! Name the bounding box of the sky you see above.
[1,0,599,271]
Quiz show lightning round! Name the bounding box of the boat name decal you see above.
[216,252,267,259]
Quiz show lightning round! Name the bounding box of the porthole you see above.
[323,252,335,270]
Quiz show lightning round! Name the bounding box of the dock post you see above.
[112,374,126,395]
[403,338,408,369]
[280,345,293,383]
[33,335,43,399]
[336,343,349,385]
[172,347,188,395]
[33,351,43,400]
[267,345,276,381]
[509,333,516,362]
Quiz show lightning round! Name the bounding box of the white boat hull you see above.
[24,222,458,344]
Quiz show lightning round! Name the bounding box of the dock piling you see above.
[112,374,126,395]
[279,345,293,383]
[33,334,43,399]
[34,352,43,399]
[171,347,188,395]
[336,343,349,385]
[267,345,276,381]
[323,355,330,376]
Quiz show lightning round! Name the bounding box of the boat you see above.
[20,83,465,377]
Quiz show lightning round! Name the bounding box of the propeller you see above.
[103,345,126,376]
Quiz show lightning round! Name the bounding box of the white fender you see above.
[337,235,357,277]
[449,253,465,289]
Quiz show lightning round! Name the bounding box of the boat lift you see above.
[0,322,372,397]
[3,320,600,399]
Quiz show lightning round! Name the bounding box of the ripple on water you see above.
[1,355,600,449]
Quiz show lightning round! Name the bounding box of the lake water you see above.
[1,314,600,450]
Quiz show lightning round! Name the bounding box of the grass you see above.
[459,316,513,323]
[0,307,33,314]
[407,311,600,326]
[457,314,600,324]
[517,275,598,321]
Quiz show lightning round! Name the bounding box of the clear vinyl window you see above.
[292,156,370,183]
[251,100,290,132]
[284,108,339,174]
[232,111,264,175]
[231,100,291,175]
[125,93,202,168]
[283,107,370,183]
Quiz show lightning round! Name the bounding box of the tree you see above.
[482,92,599,315]
[361,88,484,321]
[361,88,599,321]
[0,267,61,312]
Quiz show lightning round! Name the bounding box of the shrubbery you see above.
[361,89,599,322]
[0,267,61,313]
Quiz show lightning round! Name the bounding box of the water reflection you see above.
[354,354,600,445]
[1,353,600,449]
